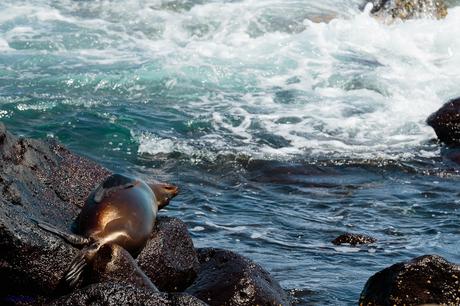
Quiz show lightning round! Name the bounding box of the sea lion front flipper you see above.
[93,174,135,203]
[31,218,90,246]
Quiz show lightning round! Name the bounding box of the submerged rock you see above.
[186,248,291,306]
[362,0,448,20]
[137,216,200,292]
[427,98,460,146]
[359,255,460,305]
[332,233,377,246]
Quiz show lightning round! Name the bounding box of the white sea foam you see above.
[0,39,11,51]
[2,0,460,160]
[134,5,460,160]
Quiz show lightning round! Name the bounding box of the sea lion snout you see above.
[150,182,179,209]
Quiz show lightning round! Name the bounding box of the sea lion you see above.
[33,173,179,288]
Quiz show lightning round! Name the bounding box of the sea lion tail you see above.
[30,217,90,246]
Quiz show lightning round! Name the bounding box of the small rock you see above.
[331,233,377,246]
[186,248,291,306]
[427,98,460,146]
[359,255,460,305]
[137,217,200,292]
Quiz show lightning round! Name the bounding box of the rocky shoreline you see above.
[0,123,289,305]
[1,96,460,305]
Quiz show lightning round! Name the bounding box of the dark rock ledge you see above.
[0,123,290,306]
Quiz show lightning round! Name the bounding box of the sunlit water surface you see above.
[1,0,460,304]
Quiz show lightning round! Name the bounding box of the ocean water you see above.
[1,0,460,304]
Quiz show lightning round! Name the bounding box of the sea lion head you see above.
[150,181,179,209]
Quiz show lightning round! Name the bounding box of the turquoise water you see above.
[1,0,460,304]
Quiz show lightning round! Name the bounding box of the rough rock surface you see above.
[88,244,159,292]
[359,255,460,305]
[49,283,170,306]
[362,0,448,20]
[137,216,200,292]
[0,123,110,298]
[48,282,207,306]
[427,97,460,146]
[332,233,377,246]
[186,248,290,306]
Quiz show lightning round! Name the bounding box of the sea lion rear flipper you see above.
[63,242,102,289]
[65,255,87,288]
[31,218,90,246]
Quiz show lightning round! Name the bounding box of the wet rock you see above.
[427,98,460,146]
[362,0,448,20]
[170,293,209,306]
[332,233,377,246]
[359,255,460,305]
[0,123,109,298]
[137,216,200,292]
[48,282,171,306]
[88,244,159,292]
[186,248,291,306]
[48,282,209,306]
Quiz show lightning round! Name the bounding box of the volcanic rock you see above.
[87,244,159,292]
[137,216,200,292]
[0,123,109,298]
[332,233,377,246]
[186,248,290,306]
[427,97,460,146]
[49,283,169,306]
[362,0,448,20]
[359,254,460,305]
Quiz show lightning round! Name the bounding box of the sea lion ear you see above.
[149,181,179,209]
